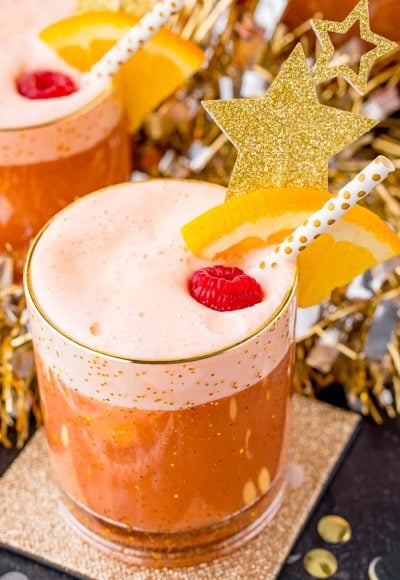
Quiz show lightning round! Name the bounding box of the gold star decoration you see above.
[311,0,398,95]
[203,44,376,199]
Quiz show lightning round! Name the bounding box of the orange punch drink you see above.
[25,180,296,566]
[0,1,130,267]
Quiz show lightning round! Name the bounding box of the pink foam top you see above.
[0,0,104,131]
[28,180,295,361]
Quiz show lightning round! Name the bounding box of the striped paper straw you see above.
[82,0,186,86]
[268,155,395,269]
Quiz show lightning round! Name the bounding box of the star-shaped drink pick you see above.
[203,44,376,200]
[311,0,398,94]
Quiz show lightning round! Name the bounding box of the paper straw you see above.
[82,0,186,86]
[267,155,395,269]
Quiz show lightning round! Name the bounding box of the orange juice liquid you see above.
[38,350,292,533]
[0,90,130,266]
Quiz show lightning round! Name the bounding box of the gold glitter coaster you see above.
[0,396,359,580]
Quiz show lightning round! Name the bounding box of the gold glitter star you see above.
[311,0,398,95]
[203,44,376,199]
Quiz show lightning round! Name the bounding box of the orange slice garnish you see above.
[181,187,400,307]
[40,11,204,133]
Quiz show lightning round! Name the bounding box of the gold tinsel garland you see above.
[1,1,400,446]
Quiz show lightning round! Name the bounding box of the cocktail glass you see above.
[24,180,296,567]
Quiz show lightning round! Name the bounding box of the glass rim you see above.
[0,84,113,133]
[24,178,298,365]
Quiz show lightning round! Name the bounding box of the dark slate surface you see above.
[279,415,400,580]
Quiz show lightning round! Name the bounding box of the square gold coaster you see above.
[0,395,359,579]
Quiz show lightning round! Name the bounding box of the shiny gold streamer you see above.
[0,251,40,448]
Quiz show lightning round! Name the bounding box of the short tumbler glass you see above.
[25,224,297,567]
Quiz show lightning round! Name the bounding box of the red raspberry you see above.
[189,265,263,311]
[17,70,78,99]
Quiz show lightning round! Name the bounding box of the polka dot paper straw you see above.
[269,155,395,268]
[82,0,186,86]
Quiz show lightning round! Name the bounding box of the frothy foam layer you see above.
[0,0,104,131]
[27,180,296,410]
[29,180,295,360]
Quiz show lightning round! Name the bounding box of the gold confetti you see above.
[311,0,398,95]
[368,556,382,580]
[317,515,352,544]
[242,479,257,505]
[303,548,339,578]
[203,44,376,199]
[258,467,271,493]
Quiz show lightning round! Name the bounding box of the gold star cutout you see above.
[203,44,376,199]
[311,0,397,95]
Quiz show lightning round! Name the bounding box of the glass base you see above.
[58,476,286,568]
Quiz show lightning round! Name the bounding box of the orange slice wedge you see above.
[181,187,400,307]
[40,11,204,133]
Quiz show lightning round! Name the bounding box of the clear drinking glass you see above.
[24,187,297,567]
[0,87,130,269]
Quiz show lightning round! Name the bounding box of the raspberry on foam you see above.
[17,70,78,100]
[189,265,263,311]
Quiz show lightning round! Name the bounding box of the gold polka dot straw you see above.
[269,155,395,268]
[82,0,186,85]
